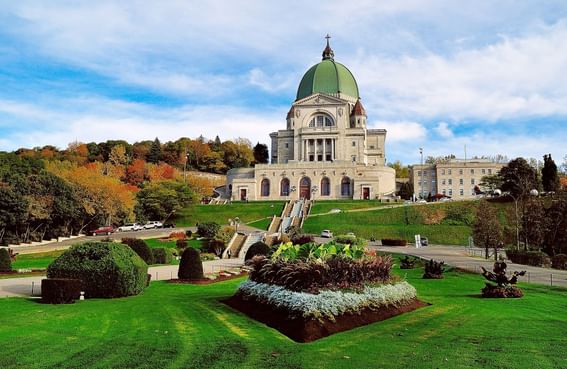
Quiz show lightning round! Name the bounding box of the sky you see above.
[1,0,567,165]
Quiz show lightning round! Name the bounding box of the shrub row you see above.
[47,242,148,298]
[381,239,407,246]
[237,280,416,321]
[41,278,82,304]
[245,241,270,261]
[505,250,551,267]
[248,254,393,293]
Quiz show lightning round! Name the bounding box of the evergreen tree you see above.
[542,154,559,193]
[212,135,222,152]
[398,182,414,200]
[147,138,162,164]
[253,142,269,164]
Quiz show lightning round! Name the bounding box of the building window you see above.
[309,155,314,162]
[308,114,334,127]
[482,169,486,174]
[418,171,422,176]
[448,179,452,185]
[326,154,332,161]
[449,189,453,196]
[442,179,446,185]
[448,169,452,175]
[488,169,492,174]
[459,178,464,185]
[460,189,464,196]
[369,145,375,149]
[471,178,475,185]
[442,189,446,195]
[261,179,270,197]
[470,169,474,174]
[280,178,290,196]
[317,154,323,161]
[285,143,289,148]
[321,177,330,196]
[341,177,351,196]
[459,169,463,175]
[352,155,356,162]
[441,169,445,175]
[352,141,356,146]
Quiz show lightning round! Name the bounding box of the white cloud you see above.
[372,121,426,141]
[434,122,453,138]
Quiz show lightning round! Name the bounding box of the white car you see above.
[417,199,427,203]
[143,221,163,229]
[117,223,143,232]
[320,230,333,238]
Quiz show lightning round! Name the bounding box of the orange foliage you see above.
[125,159,147,186]
[147,163,178,182]
[560,176,567,190]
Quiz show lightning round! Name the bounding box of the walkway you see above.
[373,244,567,288]
[0,258,244,298]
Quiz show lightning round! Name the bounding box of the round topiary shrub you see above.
[245,241,270,261]
[121,238,154,265]
[47,242,148,298]
[178,247,204,280]
[41,278,82,304]
[152,248,173,265]
[0,248,12,272]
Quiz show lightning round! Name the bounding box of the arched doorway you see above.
[299,177,311,199]
[341,176,352,197]
[280,178,290,196]
[320,177,330,196]
[260,178,270,197]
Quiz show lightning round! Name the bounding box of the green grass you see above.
[175,201,285,227]
[0,257,565,368]
[309,199,392,215]
[11,250,64,270]
[247,217,273,230]
[145,238,206,250]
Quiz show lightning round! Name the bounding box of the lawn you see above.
[11,250,65,270]
[145,238,207,250]
[309,199,393,215]
[304,202,477,245]
[0,258,565,369]
[175,201,285,227]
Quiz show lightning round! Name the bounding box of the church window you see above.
[309,114,334,128]
[352,141,356,146]
[285,143,289,148]
[321,177,330,196]
[309,155,314,162]
[261,179,270,197]
[280,178,290,196]
[341,177,351,196]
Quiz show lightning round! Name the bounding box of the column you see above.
[323,138,327,161]
[303,139,306,161]
[332,139,335,160]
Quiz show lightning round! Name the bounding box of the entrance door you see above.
[299,177,311,200]
[363,187,370,200]
[240,189,247,201]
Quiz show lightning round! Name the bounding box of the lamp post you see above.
[234,216,240,234]
[419,147,424,200]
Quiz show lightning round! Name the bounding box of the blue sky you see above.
[1,1,567,165]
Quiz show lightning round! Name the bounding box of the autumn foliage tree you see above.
[473,200,504,260]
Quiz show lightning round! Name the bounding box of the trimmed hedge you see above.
[0,248,12,272]
[381,239,407,246]
[245,241,270,261]
[152,248,173,265]
[121,238,154,265]
[197,222,220,238]
[178,247,204,280]
[41,278,82,304]
[47,242,148,298]
[506,250,551,267]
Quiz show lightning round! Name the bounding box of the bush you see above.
[185,230,193,238]
[152,248,173,265]
[506,249,551,267]
[400,256,418,269]
[291,234,314,245]
[552,254,567,270]
[248,254,393,293]
[47,242,148,298]
[197,222,220,238]
[0,248,12,272]
[207,239,225,257]
[200,253,216,261]
[41,278,82,304]
[381,239,407,246]
[423,259,445,279]
[178,247,204,280]
[245,241,270,260]
[169,231,186,240]
[121,238,154,265]
[176,239,188,250]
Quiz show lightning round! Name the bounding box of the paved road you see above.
[373,244,567,288]
[0,258,245,298]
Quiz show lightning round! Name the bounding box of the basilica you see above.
[225,38,396,201]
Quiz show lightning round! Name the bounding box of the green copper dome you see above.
[296,39,359,101]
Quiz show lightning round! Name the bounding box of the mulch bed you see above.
[168,272,247,285]
[224,294,429,342]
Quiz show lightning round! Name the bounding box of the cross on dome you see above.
[322,34,334,60]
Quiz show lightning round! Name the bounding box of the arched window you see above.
[280,178,290,196]
[261,178,270,197]
[321,177,330,196]
[308,114,334,127]
[341,177,351,196]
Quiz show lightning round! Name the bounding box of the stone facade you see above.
[409,159,504,200]
[225,40,396,201]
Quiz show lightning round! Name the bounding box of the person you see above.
[227,249,232,259]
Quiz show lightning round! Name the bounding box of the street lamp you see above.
[419,147,424,200]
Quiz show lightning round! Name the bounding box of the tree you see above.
[388,161,409,178]
[253,142,269,164]
[147,138,162,164]
[521,198,545,251]
[109,145,128,166]
[479,174,503,194]
[124,159,147,186]
[398,182,414,200]
[211,135,222,152]
[473,201,504,260]
[543,197,567,256]
[499,158,539,198]
[542,154,559,193]
[134,180,194,222]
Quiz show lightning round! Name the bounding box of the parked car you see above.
[117,223,143,232]
[420,237,429,247]
[91,226,115,236]
[162,222,176,229]
[320,230,333,238]
[143,221,163,229]
[417,199,427,203]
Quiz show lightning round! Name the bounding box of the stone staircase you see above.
[238,232,265,259]
[223,233,246,258]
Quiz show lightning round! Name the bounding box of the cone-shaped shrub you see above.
[0,248,12,272]
[178,247,204,280]
[121,238,154,265]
